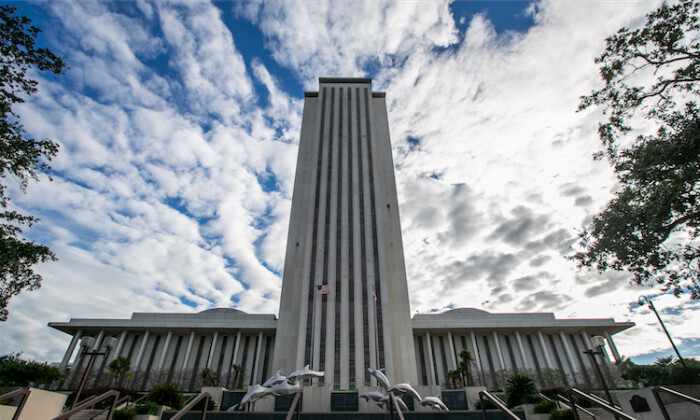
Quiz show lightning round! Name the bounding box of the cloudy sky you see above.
[1,0,698,365]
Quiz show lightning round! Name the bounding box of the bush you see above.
[135,401,158,415]
[539,386,568,399]
[620,359,700,386]
[0,353,62,387]
[549,408,574,420]
[534,398,558,414]
[112,408,136,420]
[505,373,538,407]
[148,383,184,409]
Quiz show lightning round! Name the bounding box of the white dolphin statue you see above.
[388,382,421,402]
[359,390,386,403]
[239,384,269,407]
[262,369,287,387]
[265,377,302,396]
[288,364,325,380]
[367,367,391,389]
[419,396,449,411]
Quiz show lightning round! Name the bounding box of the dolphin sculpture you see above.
[239,384,269,407]
[359,390,386,404]
[265,377,302,396]
[367,367,391,389]
[388,383,422,402]
[262,369,287,387]
[288,364,325,380]
[419,396,449,411]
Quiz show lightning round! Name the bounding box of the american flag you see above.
[317,284,332,295]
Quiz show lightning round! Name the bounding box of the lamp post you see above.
[583,336,614,407]
[638,295,687,369]
[71,336,117,409]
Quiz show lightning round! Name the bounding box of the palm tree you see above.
[201,367,218,387]
[231,364,243,389]
[108,357,131,387]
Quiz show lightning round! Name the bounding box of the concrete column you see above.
[425,332,436,386]
[515,332,529,370]
[604,330,621,363]
[207,332,219,369]
[92,330,105,351]
[110,331,127,363]
[60,330,82,371]
[492,331,506,371]
[559,331,576,374]
[231,331,242,366]
[158,331,173,371]
[253,332,264,384]
[133,330,150,369]
[447,332,457,369]
[182,331,196,370]
[537,331,554,368]
[470,331,483,372]
[581,331,592,350]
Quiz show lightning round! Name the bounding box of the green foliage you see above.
[108,357,131,387]
[549,408,574,420]
[0,5,65,321]
[534,398,558,414]
[147,383,184,410]
[540,368,568,387]
[135,401,158,415]
[538,386,568,399]
[112,408,136,420]
[576,0,700,299]
[620,358,700,386]
[0,353,61,387]
[448,349,475,388]
[504,373,538,407]
[201,367,218,387]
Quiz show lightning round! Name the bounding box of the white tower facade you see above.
[273,78,418,390]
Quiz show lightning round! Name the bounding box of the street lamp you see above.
[583,335,614,407]
[71,336,117,409]
[638,295,687,369]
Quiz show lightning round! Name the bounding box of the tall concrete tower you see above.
[273,78,417,390]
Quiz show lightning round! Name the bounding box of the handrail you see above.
[90,393,147,420]
[0,388,31,420]
[538,392,553,402]
[556,393,596,419]
[168,391,211,420]
[652,386,700,420]
[569,388,636,420]
[478,390,521,420]
[53,390,120,420]
[388,393,406,420]
[285,392,302,420]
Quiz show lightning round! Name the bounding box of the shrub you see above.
[505,373,537,407]
[534,398,558,413]
[148,383,184,409]
[135,401,158,415]
[0,353,62,387]
[539,386,568,399]
[549,408,574,420]
[112,408,136,420]
[620,359,700,386]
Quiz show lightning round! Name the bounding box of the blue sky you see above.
[1,0,698,367]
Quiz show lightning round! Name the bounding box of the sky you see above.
[1,0,698,366]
